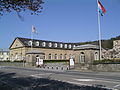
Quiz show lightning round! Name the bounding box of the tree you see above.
[0,0,44,16]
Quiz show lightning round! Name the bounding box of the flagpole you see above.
[97,0,102,60]
[31,25,33,51]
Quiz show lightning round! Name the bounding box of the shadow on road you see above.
[0,71,111,90]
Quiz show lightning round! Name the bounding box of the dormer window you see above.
[42,42,46,47]
[69,45,72,49]
[54,43,57,48]
[60,44,63,48]
[73,45,76,48]
[28,41,32,46]
[36,41,39,46]
[49,43,52,47]
[64,44,67,48]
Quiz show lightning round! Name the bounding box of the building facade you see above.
[0,50,10,61]
[102,40,120,59]
[9,37,100,66]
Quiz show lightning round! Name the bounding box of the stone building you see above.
[113,40,120,50]
[73,44,100,64]
[102,40,120,59]
[9,37,100,66]
[0,49,10,61]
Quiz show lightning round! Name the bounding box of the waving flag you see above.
[32,25,37,34]
[98,0,106,16]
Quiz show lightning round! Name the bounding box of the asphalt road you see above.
[0,66,120,90]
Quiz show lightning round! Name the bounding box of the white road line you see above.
[30,75,42,78]
[31,73,52,76]
[74,79,96,82]
[97,80,120,84]
[113,84,120,88]
[73,78,120,84]
[30,73,53,78]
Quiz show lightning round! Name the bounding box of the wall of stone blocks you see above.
[92,64,120,72]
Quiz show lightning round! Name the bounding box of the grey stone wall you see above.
[75,63,120,72]
[92,64,120,72]
[0,62,24,67]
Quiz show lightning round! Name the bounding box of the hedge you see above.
[0,60,25,63]
[43,60,69,63]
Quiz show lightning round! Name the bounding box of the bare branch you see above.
[0,0,44,16]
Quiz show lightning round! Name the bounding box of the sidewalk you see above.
[67,69,120,77]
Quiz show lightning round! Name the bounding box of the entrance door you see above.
[36,56,40,66]
[36,55,43,67]
[79,52,85,63]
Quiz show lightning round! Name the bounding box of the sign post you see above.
[36,57,43,67]
[69,58,75,69]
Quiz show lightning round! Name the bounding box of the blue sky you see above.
[0,0,120,49]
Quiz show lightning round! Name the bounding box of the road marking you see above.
[32,73,52,75]
[73,78,120,84]
[30,73,53,78]
[97,80,120,84]
[113,84,120,88]
[31,75,42,78]
[74,79,96,82]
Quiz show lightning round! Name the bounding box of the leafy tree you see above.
[0,0,44,16]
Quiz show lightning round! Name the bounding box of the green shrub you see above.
[13,60,26,63]
[0,60,11,62]
[44,60,69,63]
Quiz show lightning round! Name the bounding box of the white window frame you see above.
[42,42,46,47]
[28,41,32,46]
[64,44,67,48]
[80,52,85,63]
[36,41,39,46]
[54,43,57,48]
[94,52,99,60]
[69,45,72,49]
[60,44,63,48]
[49,43,52,47]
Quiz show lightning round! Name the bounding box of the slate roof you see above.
[10,37,80,50]
[73,44,100,50]
[10,37,100,50]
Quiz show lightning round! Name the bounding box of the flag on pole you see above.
[98,0,106,16]
[32,25,37,34]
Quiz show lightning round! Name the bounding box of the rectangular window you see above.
[49,54,52,59]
